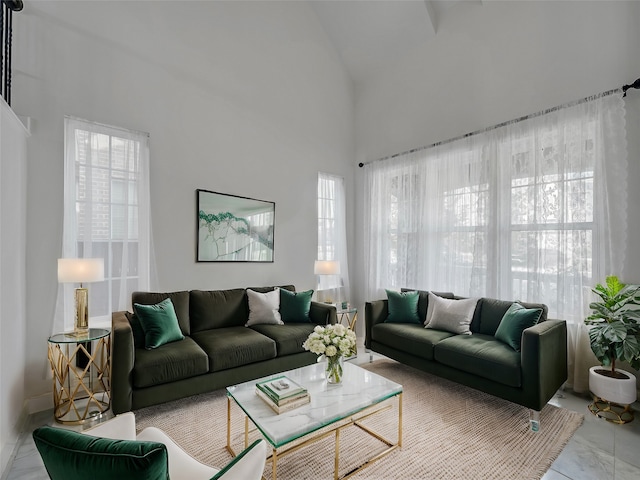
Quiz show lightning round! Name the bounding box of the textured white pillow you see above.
[245,289,283,326]
[425,293,478,335]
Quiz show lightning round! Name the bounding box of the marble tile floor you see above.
[3,347,640,480]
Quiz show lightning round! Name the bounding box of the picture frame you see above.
[197,189,275,262]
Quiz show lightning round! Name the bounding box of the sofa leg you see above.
[369,353,373,363]
[529,410,540,432]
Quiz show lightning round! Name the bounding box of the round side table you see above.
[337,307,358,359]
[47,328,111,424]
[337,307,358,332]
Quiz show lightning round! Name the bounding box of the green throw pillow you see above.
[385,289,421,324]
[133,298,185,350]
[280,288,314,323]
[494,302,543,351]
[32,426,168,480]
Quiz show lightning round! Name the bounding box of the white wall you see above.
[353,0,640,311]
[13,1,354,405]
[0,100,29,475]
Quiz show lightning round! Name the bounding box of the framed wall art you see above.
[197,189,275,262]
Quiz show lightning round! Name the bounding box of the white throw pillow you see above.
[425,293,478,335]
[245,289,283,326]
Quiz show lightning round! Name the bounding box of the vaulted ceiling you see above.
[309,0,482,83]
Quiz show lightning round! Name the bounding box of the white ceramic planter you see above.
[589,366,637,405]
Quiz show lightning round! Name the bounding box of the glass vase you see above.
[325,355,344,384]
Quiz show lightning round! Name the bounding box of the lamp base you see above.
[75,287,89,333]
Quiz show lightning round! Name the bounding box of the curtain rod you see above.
[358,77,640,168]
[65,115,150,138]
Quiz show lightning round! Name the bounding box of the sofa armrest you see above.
[365,300,388,349]
[84,412,137,440]
[521,319,568,411]
[309,302,337,325]
[111,311,135,414]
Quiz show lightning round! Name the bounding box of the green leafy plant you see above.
[585,275,640,376]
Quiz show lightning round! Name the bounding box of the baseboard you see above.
[25,393,52,415]
[0,406,28,480]
[1,395,51,478]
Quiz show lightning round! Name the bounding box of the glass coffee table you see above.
[226,361,402,480]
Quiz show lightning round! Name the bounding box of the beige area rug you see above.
[135,359,583,479]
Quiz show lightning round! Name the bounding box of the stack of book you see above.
[255,376,310,414]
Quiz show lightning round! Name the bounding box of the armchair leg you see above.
[529,409,540,432]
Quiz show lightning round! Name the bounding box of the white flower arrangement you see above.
[303,323,357,359]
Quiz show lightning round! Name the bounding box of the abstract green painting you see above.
[197,189,275,262]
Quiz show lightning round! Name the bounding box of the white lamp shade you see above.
[314,260,341,275]
[58,258,105,284]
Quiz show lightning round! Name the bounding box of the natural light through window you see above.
[58,117,152,331]
[364,95,625,324]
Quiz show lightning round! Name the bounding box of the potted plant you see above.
[585,275,640,413]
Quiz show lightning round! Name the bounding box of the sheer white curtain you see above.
[318,172,350,304]
[364,137,491,300]
[53,117,154,334]
[364,94,628,390]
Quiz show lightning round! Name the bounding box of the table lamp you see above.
[314,260,340,304]
[58,258,104,333]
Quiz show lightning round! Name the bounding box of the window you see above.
[364,94,626,323]
[57,117,152,331]
[317,173,350,301]
[317,174,336,262]
[505,131,595,316]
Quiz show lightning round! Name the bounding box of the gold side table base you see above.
[337,309,358,360]
[588,396,634,424]
[48,329,111,425]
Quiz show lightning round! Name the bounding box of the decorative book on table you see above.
[255,387,310,414]
[255,376,310,413]
[256,376,307,404]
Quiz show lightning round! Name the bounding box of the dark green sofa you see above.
[365,290,567,416]
[111,285,336,414]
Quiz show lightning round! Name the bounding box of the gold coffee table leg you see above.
[226,396,232,454]
[245,416,249,448]
[399,392,403,447]
[272,448,278,480]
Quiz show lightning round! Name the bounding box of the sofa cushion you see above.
[476,298,514,336]
[425,294,478,335]
[133,337,209,389]
[372,323,456,360]
[245,289,283,326]
[132,291,190,336]
[133,298,185,349]
[478,298,548,336]
[190,289,247,332]
[280,288,313,323]
[402,289,455,324]
[495,303,543,351]
[190,286,296,332]
[434,334,522,388]
[248,285,295,294]
[385,290,420,324]
[250,323,317,356]
[191,327,277,372]
[33,426,168,480]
